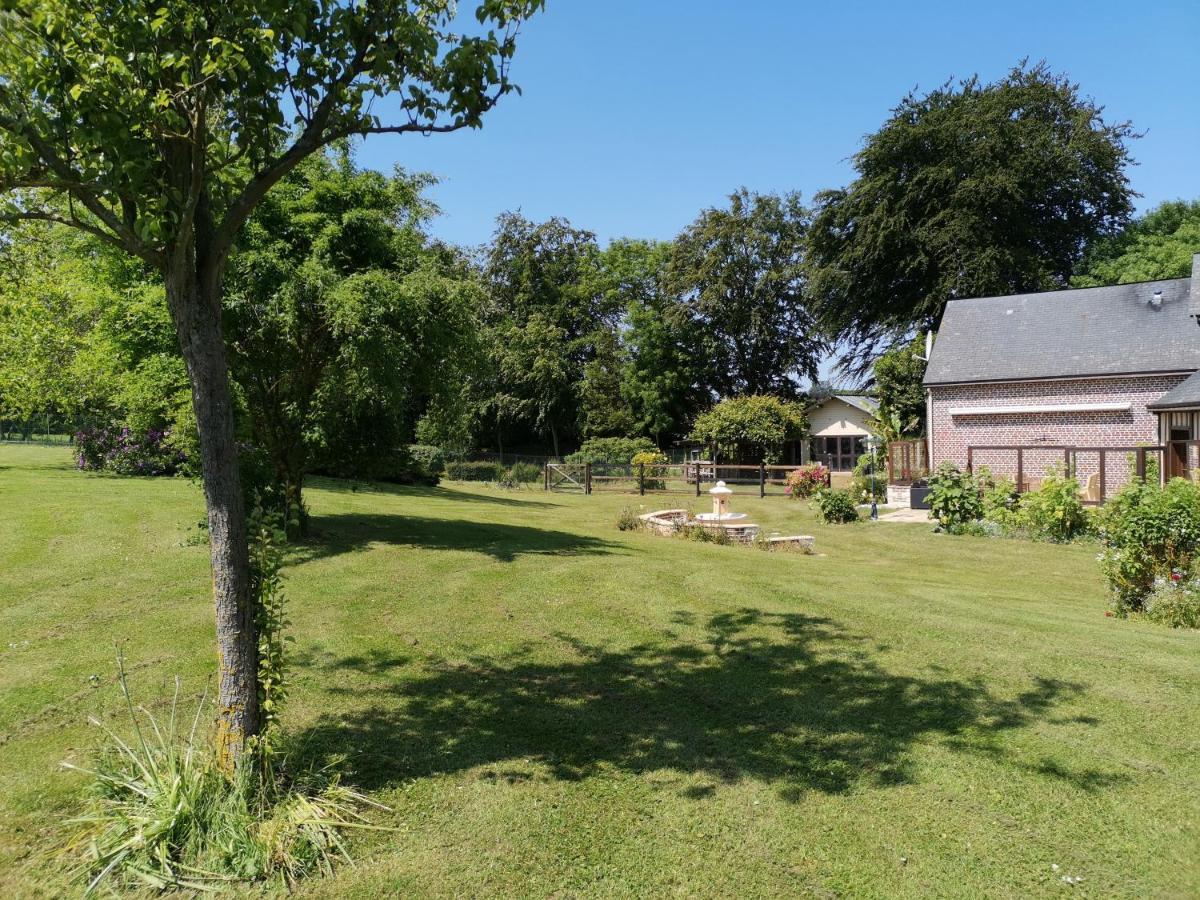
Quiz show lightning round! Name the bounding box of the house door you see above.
[1170,428,1191,479]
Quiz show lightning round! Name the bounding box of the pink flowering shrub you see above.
[75,426,186,476]
[785,463,828,499]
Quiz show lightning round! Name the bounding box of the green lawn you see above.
[1,444,1197,898]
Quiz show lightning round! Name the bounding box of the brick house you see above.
[923,254,1200,498]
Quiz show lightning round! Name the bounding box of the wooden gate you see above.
[545,463,589,493]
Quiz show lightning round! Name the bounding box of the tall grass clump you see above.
[63,501,386,893]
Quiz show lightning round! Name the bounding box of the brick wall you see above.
[929,374,1186,493]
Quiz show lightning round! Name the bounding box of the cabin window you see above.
[811,436,865,472]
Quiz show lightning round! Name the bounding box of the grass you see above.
[1,443,1197,897]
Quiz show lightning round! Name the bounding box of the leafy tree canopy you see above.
[666,189,821,397]
[689,395,807,464]
[872,336,927,437]
[1073,199,1200,287]
[481,213,611,455]
[606,239,708,445]
[0,0,543,766]
[224,150,480,524]
[807,62,1137,374]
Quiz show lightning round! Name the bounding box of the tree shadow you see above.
[307,477,558,508]
[293,512,624,564]
[290,608,1116,800]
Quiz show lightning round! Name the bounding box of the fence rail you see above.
[966,444,1165,506]
[544,462,832,497]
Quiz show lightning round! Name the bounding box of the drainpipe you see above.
[925,387,934,472]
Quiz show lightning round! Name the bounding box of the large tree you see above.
[1073,199,1200,287]
[225,150,478,529]
[606,239,709,445]
[807,62,1137,374]
[665,189,822,398]
[0,0,543,769]
[482,213,612,454]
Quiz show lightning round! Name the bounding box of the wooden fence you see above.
[544,462,831,497]
[965,444,1165,506]
[887,439,928,485]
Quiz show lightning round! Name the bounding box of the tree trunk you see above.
[165,263,260,774]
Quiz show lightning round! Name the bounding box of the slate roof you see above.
[1148,369,1200,410]
[924,273,1200,386]
[831,394,880,416]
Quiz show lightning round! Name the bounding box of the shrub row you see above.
[928,463,1092,543]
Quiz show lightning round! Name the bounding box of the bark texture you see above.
[165,259,260,773]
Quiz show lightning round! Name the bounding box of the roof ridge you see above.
[945,275,1190,306]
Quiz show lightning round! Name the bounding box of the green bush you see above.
[616,506,643,531]
[1097,478,1200,614]
[1017,471,1091,542]
[813,489,859,524]
[850,449,886,503]
[688,395,806,464]
[565,437,657,466]
[506,461,543,484]
[407,444,445,475]
[928,462,983,529]
[979,470,1020,532]
[631,449,668,490]
[1143,579,1200,629]
[444,460,505,482]
[679,522,732,544]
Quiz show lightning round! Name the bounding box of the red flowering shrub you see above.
[785,463,828,499]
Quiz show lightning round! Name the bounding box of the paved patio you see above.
[875,507,933,524]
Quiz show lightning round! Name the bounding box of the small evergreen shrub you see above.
[1017,471,1091,542]
[785,463,828,499]
[928,462,983,529]
[813,489,859,524]
[444,460,506,482]
[1097,478,1200,614]
[407,444,446,475]
[1143,578,1200,629]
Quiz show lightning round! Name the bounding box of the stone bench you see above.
[765,534,816,553]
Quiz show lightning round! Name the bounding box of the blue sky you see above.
[357,0,1200,250]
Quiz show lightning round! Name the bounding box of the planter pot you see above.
[910,485,932,510]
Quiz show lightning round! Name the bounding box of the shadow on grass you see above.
[307,477,557,508]
[294,512,623,564]
[290,608,1114,800]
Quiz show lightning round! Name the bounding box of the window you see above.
[811,436,865,471]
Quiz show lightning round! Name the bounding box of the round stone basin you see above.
[694,512,748,522]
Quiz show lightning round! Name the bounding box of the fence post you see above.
[1016,449,1024,493]
[584,462,592,495]
[639,463,645,496]
[543,464,549,491]
[695,463,701,497]
[1098,451,1106,504]
[759,463,766,498]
